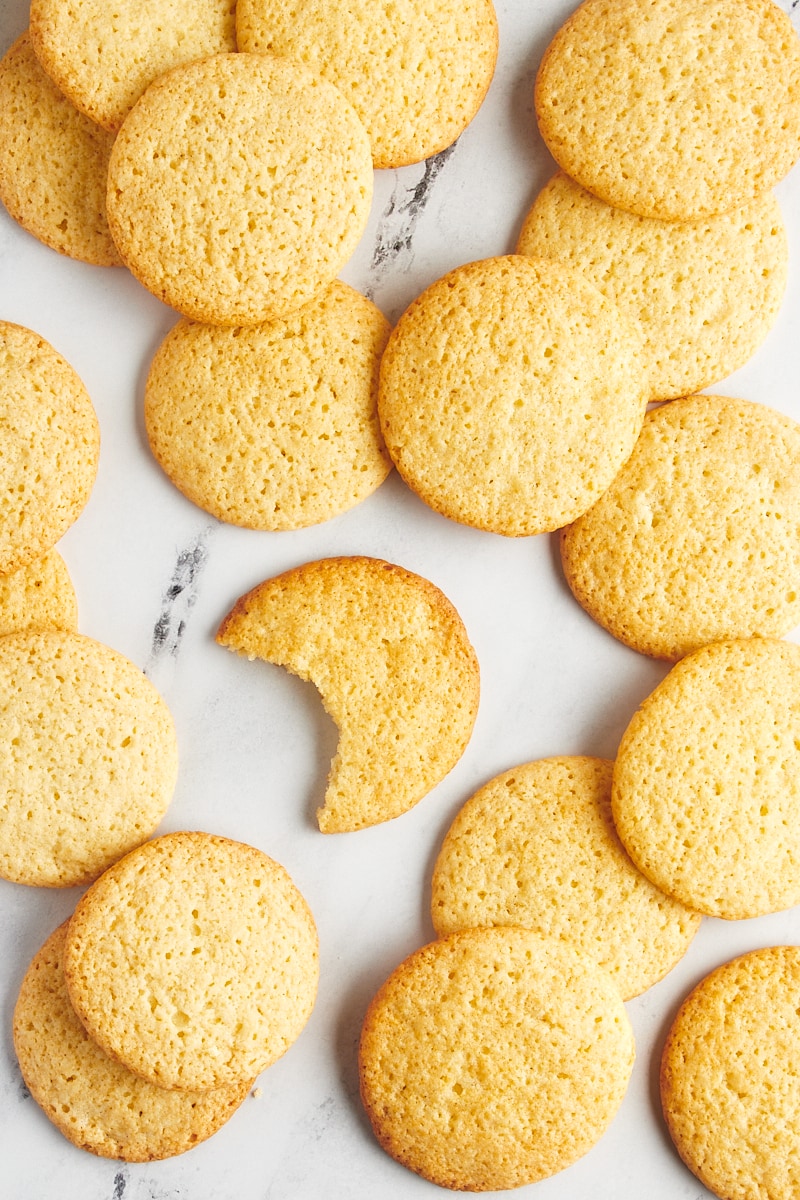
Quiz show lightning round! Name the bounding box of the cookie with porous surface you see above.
[64,832,319,1092]
[29,0,237,132]
[517,172,788,402]
[561,395,800,661]
[378,255,647,536]
[217,556,480,833]
[236,0,498,168]
[359,926,635,1190]
[14,923,252,1161]
[431,757,701,999]
[0,34,121,266]
[145,283,391,530]
[661,946,800,1200]
[612,639,800,920]
[106,53,373,327]
[534,0,800,222]
[0,551,77,637]
[0,630,178,888]
[0,322,99,576]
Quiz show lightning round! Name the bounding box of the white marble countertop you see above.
[1,0,799,1197]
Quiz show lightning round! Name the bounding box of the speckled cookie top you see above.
[106,53,373,326]
[0,551,77,638]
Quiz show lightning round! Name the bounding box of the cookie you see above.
[14,923,251,1161]
[235,0,498,169]
[0,551,77,637]
[359,927,635,1190]
[0,630,178,888]
[517,172,788,402]
[661,946,800,1200]
[0,34,121,266]
[612,639,800,920]
[144,283,392,530]
[0,321,99,576]
[535,0,800,222]
[106,53,373,327]
[378,255,647,536]
[561,395,800,661]
[29,0,237,132]
[217,556,480,833]
[64,832,319,1092]
[431,757,701,999]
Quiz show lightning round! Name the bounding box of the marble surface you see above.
[1,0,800,1197]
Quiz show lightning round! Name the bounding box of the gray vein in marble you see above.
[112,1170,127,1199]
[364,143,458,304]
[146,528,213,673]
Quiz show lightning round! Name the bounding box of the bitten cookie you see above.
[359,927,635,1190]
[517,172,788,402]
[64,832,319,1092]
[106,53,373,326]
[0,322,99,575]
[144,283,392,530]
[29,0,237,131]
[378,255,647,536]
[0,551,77,637]
[217,556,480,833]
[236,0,498,168]
[0,631,178,888]
[431,757,701,999]
[535,0,800,221]
[14,923,252,1161]
[0,34,121,266]
[561,395,800,660]
[612,639,800,920]
[662,946,800,1200]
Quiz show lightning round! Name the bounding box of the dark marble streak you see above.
[112,1170,127,1199]
[364,142,458,304]
[147,529,213,670]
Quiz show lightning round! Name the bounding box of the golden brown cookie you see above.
[0,551,77,637]
[662,946,800,1200]
[0,321,99,576]
[144,283,391,530]
[378,255,647,536]
[106,53,373,326]
[612,639,800,920]
[517,172,788,402]
[0,34,121,266]
[217,556,480,833]
[535,0,800,221]
[561,395,800,661]
[359,927,635,1190]
[236,0,498,168]
[0,631,178,888]
[64,832,319,1091]
[14,923,252,1161]
[29,0,237,131]
[431,757,701,999]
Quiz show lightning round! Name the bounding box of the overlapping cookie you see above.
[0,551,77,637]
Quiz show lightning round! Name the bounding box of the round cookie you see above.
[144,283,392,530]
[64,832,319,1092]
[236,0,498,169]
[217,556,480,833]
[561,395,800,661]
[106,53,373,327]
[0,322,99,576]
[517,172,788,402]
[534,0,800,222]
[359,927,635,1190]
[378,255,647,536]
[0,551,77,637]
[0,630,178,888]
[612,639,800,920]
[14,923,252,1161]
[0,34,121,266]
[661,946,800,1200]
[431,757,701,1000]
[29,0,237,132]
